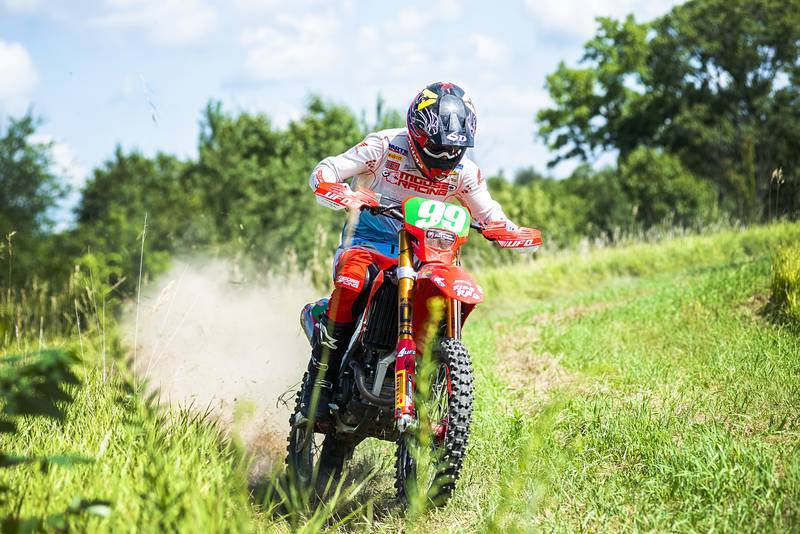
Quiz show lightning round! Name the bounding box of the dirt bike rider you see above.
[300,82,519,422]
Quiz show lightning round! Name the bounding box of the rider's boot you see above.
[300,315,355,423]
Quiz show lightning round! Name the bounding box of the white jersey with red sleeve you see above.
[310,127,513,257]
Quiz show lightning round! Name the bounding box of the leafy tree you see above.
[0,114,65,238]
[560,165,634,239]
[619,147,716,228]
[537,0,800,221]
[183,97,363,271]
[74,148,197,291]
[0,114,67,287]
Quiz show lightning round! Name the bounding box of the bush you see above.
[619,147,717,229]
[771,243,800,323]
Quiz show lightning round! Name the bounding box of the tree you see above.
[0,113,67,286]
[74,148,197,291]
[537,0,800,221]
[0,114,65,238]
[619,147,716,228]
[560,165,634,239]
[183,97,363,271]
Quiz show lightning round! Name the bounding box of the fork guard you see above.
[416,263,484,305]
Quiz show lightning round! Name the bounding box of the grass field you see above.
[2,222,800,532]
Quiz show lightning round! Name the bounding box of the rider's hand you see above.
[501,220,519,232]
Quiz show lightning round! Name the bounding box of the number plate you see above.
[404,197,470,237]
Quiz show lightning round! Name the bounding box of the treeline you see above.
[1,0,798,298]
[537,0,800,223]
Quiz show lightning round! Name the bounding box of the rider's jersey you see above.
[310,128,511,257]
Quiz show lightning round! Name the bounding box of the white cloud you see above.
[29,134,87,189]
[29,134,88,229]
[524,0,684,39]
[1,0,42,12]
[471,34,508,65]
[232,0,284,12]
[0,40,38,114]
[241,15,341,80]
[93,0,217,46]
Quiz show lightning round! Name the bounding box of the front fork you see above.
[394,232,462,433]
[394,230,416,432]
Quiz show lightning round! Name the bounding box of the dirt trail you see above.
[124,260,318,471]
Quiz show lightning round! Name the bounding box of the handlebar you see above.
[363,203,485,232]
[314,182,540,249]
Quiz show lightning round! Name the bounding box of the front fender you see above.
[417,264,484,305]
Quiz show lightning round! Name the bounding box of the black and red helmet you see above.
[407,82,477,181]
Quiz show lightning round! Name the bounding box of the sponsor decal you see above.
[382,170,391,177]
[388,143,408,156]
[385,160,400,170]
[498,239,539,248]
[432,275,446,288]
[387,152,403,162]
[453,283,476,299]
[335,274,361,290]
[385,171,449,196]
[395,370,406,407]
[446,132,468,143]
[452,279,482,300]
[398,346,416,358]
[447,174,458,192]
[425,228,456,249]
[319,189,355,208]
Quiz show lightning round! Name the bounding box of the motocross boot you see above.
[300,315,355,423]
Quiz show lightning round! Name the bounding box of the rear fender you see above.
[416,264,483,305]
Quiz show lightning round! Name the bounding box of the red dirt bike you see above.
[286,182,541,506]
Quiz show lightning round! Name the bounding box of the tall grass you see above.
[2,221,799,531]
[771,242,800,324]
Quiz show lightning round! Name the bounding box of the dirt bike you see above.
[285,182,542,507]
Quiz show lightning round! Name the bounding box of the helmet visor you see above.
[422,140,463,162]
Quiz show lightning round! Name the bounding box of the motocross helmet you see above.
[407,82,477,181]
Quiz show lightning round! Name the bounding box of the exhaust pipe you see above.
[349,361,393,406]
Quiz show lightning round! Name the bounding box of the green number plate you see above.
[403,197,470,237]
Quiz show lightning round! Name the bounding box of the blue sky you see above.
[1,0,683,213]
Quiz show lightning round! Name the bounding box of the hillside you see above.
[2,222,799,532]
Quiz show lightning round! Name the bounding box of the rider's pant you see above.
[328,247,392,323]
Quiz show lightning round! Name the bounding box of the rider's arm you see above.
[455,164,517,228]
[309,133,385,190]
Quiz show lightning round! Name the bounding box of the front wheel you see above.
[395,338,474,508]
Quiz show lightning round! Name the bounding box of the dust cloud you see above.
[124,259,320,472]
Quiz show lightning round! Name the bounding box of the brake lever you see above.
[366,204,404,221]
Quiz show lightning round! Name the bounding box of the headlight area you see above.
[425,229,457,251]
